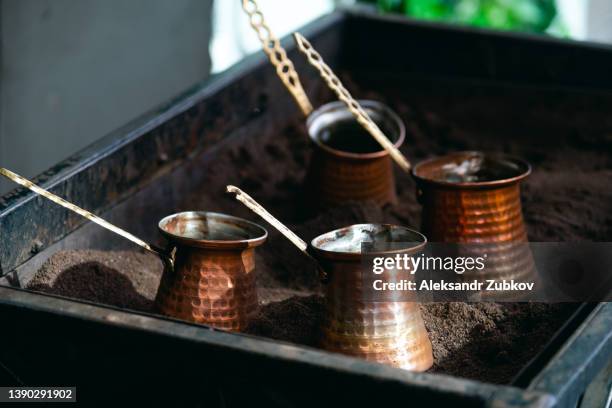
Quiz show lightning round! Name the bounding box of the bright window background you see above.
[209,0,612,76]
[210,0,335,73]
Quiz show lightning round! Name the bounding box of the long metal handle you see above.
[226,185,308,252]
[0,167,174,270]
[293,32,412,172]
[227,185,330,282]
[241,0,313,117]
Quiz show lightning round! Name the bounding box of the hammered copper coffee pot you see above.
[305,100,406,208]
[412,151,537,298]
[155,211,267,331]
[311,224,433,371]
[228,186,433,371]
[0,168,267,331]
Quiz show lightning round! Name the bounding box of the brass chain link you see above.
[241,0,313,116]
[293,32,412,172]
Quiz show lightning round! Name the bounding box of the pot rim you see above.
[310,223,427,260]
[158,211,268,250]
[412,151,531,189]
[306,100,406,160]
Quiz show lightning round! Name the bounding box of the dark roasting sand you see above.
[25,78,611,384]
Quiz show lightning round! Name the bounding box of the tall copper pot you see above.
[310,224,433,371]
[155,211,267,331]
[305,100,405,208]
[412,151,536,298]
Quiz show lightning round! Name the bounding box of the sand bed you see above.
[26,81,611,384]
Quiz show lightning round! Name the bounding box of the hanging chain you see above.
[293,32,412,172]
[241,0,313,117]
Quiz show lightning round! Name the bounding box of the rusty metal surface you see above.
[311,224,433,371]
[305,100,404,208]
[155,211,266,331]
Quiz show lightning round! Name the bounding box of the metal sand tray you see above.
[1,11,610,406]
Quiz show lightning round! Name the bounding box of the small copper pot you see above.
[155,211,267,331]
[310,224,433,371]
[305,100,405,208]
[412,151,536,297]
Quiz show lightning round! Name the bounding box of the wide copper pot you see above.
[412,151,536,298]
[305,100,405,208]
[310,224,433,371]
[155,211,267,331]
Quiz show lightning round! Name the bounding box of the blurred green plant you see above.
[363,0,559,34]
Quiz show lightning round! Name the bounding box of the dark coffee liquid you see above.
[441,156,524,183]
[318,120,393,154]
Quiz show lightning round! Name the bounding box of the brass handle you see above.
[226,185,308,252]
[241,0,313,117]
[0,167,174,272]
[293,32,412,172]
[226,185,328,282]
